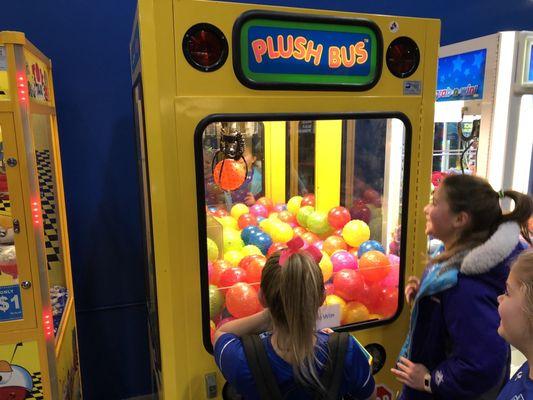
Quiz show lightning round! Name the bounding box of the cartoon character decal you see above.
[0,344,32,400]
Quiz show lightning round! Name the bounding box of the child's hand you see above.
[391,357,429,392]
[244,192,256,206]
[405,276,420,306]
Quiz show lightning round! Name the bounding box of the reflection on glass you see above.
[0,124,22,322]
[199,118,406,340]
[31,114,67,335]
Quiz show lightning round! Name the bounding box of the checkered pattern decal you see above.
[25,371,44,399]
[0,197,10,213]
[36,150,61,271]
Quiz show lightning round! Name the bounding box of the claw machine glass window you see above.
[286,121,316,199]
[197,115,408,350]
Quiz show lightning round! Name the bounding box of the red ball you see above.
[267,242,288,257]
[301,194,315,207]
[333,269,365,301]
[239,255,266,284]
[226,283,262,318]
[349,204,371,224]
[238,213,258,229]
[363,188,382,207]
[210,260,232,285]
[213,159,247,191]
[371,286,398,317]
[328,207,351,229]
[219,268,248,292]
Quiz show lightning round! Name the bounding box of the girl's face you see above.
[423,186,462,242]
[498,272,530,348]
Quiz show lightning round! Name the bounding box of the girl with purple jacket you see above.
[392,174,532,399]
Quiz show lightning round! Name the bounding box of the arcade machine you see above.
[130,1,439,398]
[433,31,533,197]
[0,32,81,399]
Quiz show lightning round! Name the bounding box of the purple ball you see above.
[330,250,357,273]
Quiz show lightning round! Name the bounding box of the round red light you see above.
[386,37,420,78]
[183,24,228,72]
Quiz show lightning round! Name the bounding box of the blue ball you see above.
[241,226,260,244]
[357,240,385,258]
[248,232,272,255]
[208,206,218,213]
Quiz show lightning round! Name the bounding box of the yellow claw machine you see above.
[131,1,439,398]
[0,32,81,399]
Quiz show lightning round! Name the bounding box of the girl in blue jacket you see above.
[214,238,376,399]
[496,250,533,400]
[391,174,532,399]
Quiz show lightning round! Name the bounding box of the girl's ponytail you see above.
[500,190,533,244]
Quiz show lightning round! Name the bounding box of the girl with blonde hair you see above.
[214,237,376,400]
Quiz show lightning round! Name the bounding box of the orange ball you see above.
[213,159,247,191]
[358,250,391,283]
[322,235,348,256]
[301,231,320,245]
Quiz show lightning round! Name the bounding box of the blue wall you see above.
[0,1,149,399]
[1,0,531,399]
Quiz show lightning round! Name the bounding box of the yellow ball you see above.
[270,222,294,243]
[231,203,249,219]
[324,294,347,322]
[259,218,272,233]
[223,229,244,252]
[224,250,244,266]
[319,251,333,282]
[242,245,262,256]
[287,196,303,215]
[218,216,239,231]
[342,220,370,248]
[207,238,219,262]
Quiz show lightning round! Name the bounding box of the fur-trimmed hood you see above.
[461,222,521,275]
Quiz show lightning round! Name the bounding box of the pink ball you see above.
[249,204,269,218]
[388,254,400,266]
[330,250,357,273]
[273,203,287,212]
[208,262,213,281]
[382,265,400,288]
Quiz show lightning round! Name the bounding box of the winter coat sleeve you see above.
[430,275,508,399]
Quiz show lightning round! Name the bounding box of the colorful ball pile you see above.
[208,193,401,340]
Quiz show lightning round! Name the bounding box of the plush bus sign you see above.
[233,11,382,90]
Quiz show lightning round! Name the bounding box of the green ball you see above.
[306,211,331,235]
[296,206,315,228]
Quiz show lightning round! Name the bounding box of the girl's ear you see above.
[453,210,471,230]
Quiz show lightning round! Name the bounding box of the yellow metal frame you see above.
[0,31,81,399]
[133,1,438,398]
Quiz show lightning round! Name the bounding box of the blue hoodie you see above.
[399,222,526,400]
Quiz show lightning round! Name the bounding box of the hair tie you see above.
[278,236,323,266]
[498,190,505,199]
